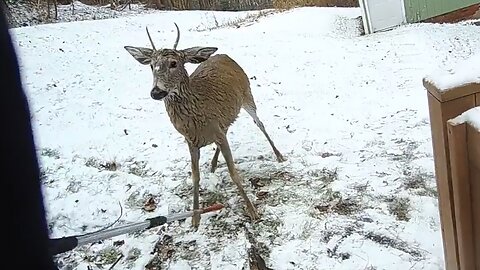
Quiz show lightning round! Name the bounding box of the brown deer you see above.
[124,24,285,227]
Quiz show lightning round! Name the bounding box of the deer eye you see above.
[169,61,177,69]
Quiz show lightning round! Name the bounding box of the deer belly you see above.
[184,134,216,148]
[171,124,215,147]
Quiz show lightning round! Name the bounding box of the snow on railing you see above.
[425,52,480,92]
[448,106,480,131]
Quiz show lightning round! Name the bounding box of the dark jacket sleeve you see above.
[1,5,57,270]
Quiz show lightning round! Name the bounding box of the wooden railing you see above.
[447,105,480,270]
[424,79,480,270]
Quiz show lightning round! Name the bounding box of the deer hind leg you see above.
[210,147,221,173]
[216,136,259,221]
[188,143,201,228]
[243,104,286,162]
[211,129,228,173]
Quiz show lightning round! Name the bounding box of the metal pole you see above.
[49,203,223,255]
[77,220,150,246]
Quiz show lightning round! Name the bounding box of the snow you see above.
[448,106,480,131]
[425,50,480,91]
[10,5,480,270]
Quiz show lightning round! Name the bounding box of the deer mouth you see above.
[150,89,168,100]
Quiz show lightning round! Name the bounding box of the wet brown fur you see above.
[125,27,285,227]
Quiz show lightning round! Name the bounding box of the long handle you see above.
[49,216,165,255]
[48,203,223,255]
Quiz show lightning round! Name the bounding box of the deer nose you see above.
[150,86,168,100]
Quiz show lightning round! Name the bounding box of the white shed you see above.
[359,0,480,34]
[358,0,407,34]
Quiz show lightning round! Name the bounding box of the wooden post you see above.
[467,125,480,269]
[447,116,480,270]
[423,79,480,270]
[447,122,474,270]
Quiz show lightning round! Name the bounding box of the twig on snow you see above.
[108,253,124,270]
[78,201,124,239]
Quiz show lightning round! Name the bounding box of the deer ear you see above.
[181,47,218,64]
[124,46,153,65]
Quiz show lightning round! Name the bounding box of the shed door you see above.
[360,0,406,33]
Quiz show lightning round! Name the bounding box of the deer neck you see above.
[164,80,197,107]
[163,80,203,131]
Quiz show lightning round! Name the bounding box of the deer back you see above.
[189,54,251,129]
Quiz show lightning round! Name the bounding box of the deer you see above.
[124,23,285,228]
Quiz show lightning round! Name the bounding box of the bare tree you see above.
[172,0,191,9]
[152,0,173,9]
[45,0,58,20]
[199,0,216,10]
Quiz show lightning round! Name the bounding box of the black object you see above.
[48,203,223,255]
[1,5,57,270]
[49,216,168,255]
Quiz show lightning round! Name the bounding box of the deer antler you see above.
[173,23,180,50]
[145,26,156,51]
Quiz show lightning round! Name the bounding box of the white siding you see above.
[359,0,407,34]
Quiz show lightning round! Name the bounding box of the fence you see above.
[424,77,480,270]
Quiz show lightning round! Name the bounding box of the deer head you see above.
[124,23,218,100]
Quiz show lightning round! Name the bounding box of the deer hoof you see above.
[210,164,217,173]
[247,208,260,221]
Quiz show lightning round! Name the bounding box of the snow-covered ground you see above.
[11,6,480,270]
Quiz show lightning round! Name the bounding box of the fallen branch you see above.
[108,253,124,270]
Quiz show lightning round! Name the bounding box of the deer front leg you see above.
[188,143,201,228]
[216,137,260,221]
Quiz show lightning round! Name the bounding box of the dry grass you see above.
[387,196,411,222]
[363,231,423,258]
[273,0,358,9]
[191,9,281,32]
[314,191,362,216]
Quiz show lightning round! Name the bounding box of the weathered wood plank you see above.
[467,125,480,270]
[447,121,475,270]
[426,89,477,270]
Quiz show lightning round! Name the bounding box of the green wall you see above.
[404,0,480,22]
